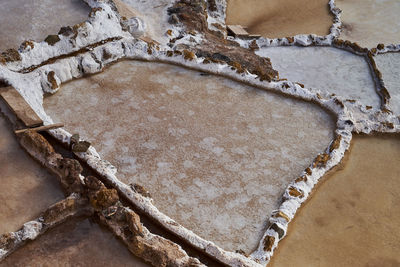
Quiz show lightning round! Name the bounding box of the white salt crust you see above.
[0,0,399,266]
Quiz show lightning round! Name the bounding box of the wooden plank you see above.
[15,123,64,135]
[0,86,43,127]
[227,25,249,37]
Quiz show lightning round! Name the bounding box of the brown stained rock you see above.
[377,43,385,50]
[1,49,21,62]
[168,0,278,82]
[130,183,151,198]
[72,141,91,152]
[125,210,144,237]
[57,158,85,194]
[0,233,16,251]
[271,224,285,239]
[263,235,275,252]
[288,187,304,198]
[228,61,245,73]
[89,7,103,18]
[166,50,174,57]
[295,175,307,183]
[382,121,395,129]
[89,187,119,210]
[207,0,217,12]
[370,48,377,54]
[305,167,312,175]
[313,153,330,168]
[329,135,342,153]
[380,87,391,104]
[47,71,58,90]
[273,211,290,222]
[287,37,294,44]
[366,105,373,110]
[166,29,173,36]
[249,39,259,51]
[20,40,35,51]
[44,35,61,46]
[18,131,56,164]
[42,194,92,224]
[183,49,196,61]
[58,26,74,36]
[334,98,345,108]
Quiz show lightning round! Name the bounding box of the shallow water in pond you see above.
[269,135,400,267]
[0,114,64,234]
[0,0,90,51]
[0,218,150,266]
[44,60,335,253]
[256,46,380,108]
[226,0,333,38]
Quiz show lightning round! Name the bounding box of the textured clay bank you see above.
[269,135,400,267]
[226,0,333,38]
[44,60,335,253]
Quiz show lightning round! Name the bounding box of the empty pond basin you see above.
[269,135,400,267]
[44,60,335,253]
[0,114,64,234]
[336,0,400,49]
[0,218,150,266]
[256,46,380,108]
[374,52,400,115]
[226,0,333,38]
[0,0,90,51]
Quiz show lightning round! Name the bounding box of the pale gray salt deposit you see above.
[256,46,380,108]
[119,0,173,43]
[374,52,400,115]
[0,0,90,51]
[44,60,335,253]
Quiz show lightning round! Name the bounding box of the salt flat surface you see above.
[0,115,64,234]
[0,218,150,267]
[0,0,90,51]
[256,46,380,108]
[374,53,400,115]
[226,0,333,38]
[336,0,400,48]
[44,61,334,253]
[269,135,400,267]
[120,0,172,43]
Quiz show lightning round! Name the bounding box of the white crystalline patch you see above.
[21,221,42,240]
[43,60,335,253]
[374,52,400,114]
[120,0,173,44]
[256,46,380,108]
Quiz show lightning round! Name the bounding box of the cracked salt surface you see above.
[44,60,335,253]
[256,46,381,108]
[0,114,64,234]
[0,218,150,267]
[374,53,400,115]
[0,0,90,51]
[336,0,400,49]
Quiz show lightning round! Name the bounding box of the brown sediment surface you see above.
[0,114,64,234]
[0,218,150,267]
[269,135,400,267]
[44,60,334,253]
[0,0,90,51]
[336,0,400,48]
[226,0,333,38]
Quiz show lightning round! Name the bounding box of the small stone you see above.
[125,210,144,236]
[44,35,61,46]
[263,235,275,252]
[72,141,91,152]
[58,26,74,36]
